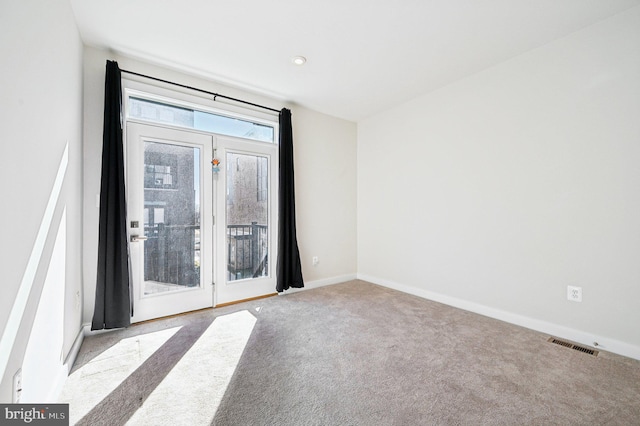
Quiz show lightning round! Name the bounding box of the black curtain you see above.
[91,60,131,330]
[276,108,304,292]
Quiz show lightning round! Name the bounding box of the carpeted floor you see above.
[60,280,640,425]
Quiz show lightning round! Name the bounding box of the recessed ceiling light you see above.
[291,56,307,66]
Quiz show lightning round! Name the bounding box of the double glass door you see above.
[127,123,277,322]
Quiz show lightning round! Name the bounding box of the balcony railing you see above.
[142,222,267,287]
[144,224,200,287]
[227,222,268,280]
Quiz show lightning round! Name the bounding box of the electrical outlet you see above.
[312,256,319,266]
[13,368,22,403]
[567,286,582,302]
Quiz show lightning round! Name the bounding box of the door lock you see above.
[130,235,149,242]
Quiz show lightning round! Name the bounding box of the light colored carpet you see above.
[60,280,640,425]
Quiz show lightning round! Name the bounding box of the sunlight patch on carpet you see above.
[126,310,257,426]
[60,327,182,424]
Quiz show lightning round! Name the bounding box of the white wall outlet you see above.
[567,285,582,302]
[312,256,319,266]
[13,368,22,403]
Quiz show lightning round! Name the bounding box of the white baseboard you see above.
[280,274,357,295]
[50,326,84,402]
[358,273,640,361]
[64,326,85,371]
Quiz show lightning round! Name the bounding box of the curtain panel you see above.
[91,60,131,330]
[276,108,304,292]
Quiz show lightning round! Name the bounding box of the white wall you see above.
[22,210,67,402]
[358,7,640,358]
[0,0,84,402]
[292,106,357,284]
[82,47,357,322]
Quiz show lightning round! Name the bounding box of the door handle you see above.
[130,235,149,242]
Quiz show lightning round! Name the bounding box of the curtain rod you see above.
[120,69,282,114]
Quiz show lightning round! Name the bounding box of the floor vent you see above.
[548,337,599,356]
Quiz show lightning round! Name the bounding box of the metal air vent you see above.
[548,337,599,356]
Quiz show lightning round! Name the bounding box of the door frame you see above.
[122,80,280,317]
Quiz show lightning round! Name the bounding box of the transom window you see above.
[128,97,275,143]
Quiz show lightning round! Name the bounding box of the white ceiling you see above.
[70,0,640,122]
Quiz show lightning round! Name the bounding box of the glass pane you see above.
[226,153,269,281]
[143,141,201,295]
[194,111,274,143]
[129,97,274,143]
[130,97,194,128]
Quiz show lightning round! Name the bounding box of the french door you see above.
[127,123,277,322]
[127,123,213,322]
[214,136,278,305]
